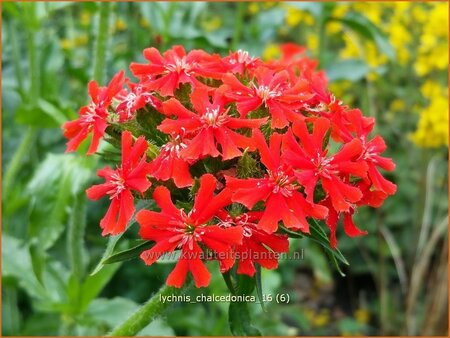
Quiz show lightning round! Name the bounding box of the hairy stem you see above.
[67,193,87,279]
[3,128,36,205]
[109,283,190,336]
[93,2,111,83]
[231,2,245,51]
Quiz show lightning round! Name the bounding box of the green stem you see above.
[161,2,176,50]
[8,20,24,94]
[25,3,39,104]
[67,193,87,279]
[3,128,36,204]
[317,16,327,67]
[109,283,190,336]
[93,2,111,83]
[231,2,245,50]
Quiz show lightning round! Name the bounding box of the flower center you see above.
[201,106,228,127]
[268,169,296,197]
[81,103,100,125]
[255,84,282,102]
[166,57,195,75]
[161,135,188,157]
[167,209,206,250]
[108,171,126,199]
[313,153,338,179]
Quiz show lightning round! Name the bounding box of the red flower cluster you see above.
[63,45,396,287]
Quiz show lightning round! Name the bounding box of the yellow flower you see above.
[285,7,314,27]
[115,18,127,31]
[411,96,449,148]
[201,16,222,32]
[389,99,406,112]
[312,309,330,328]
[60,39,73,50]
[262,2,277,9]
[80,11,91,27]
[332,4,349,19]
[263,43,281,61]
[306,34,318,53]
[139,17,150,28]
[340,34,360,59]
[420,80,445,99]
[74,35,88,47]
[248,3,260,15]
[365,41,387,68]
[354,308,370,324]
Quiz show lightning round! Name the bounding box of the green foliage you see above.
[2,1,448,337]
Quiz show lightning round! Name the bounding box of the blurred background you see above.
[2,1,448,336]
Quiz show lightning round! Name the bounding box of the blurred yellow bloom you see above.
[115,18,127,31]
[262,43,281,61]
[332,4,348,18]
[389,99,406,112]
[201,16,222,32]
[139,17,150,28]
[365,42,387,68]
[303,308,315,321]
[285,7,314,27]
[312,309,330,328]
[411,96,449,148]
[80,11,91,27]
[354,308,370,324]
[306,34,318,53]
[421,80,445,99]
[60,39,73,50]
[411,5,427,23]
[74,35,88,47]
[340,34,360,59]
[248,3,260,15]
[262,2,277,9]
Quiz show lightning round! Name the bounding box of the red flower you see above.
[217,212,289,276]
[282,118,368,213]
[226,129,328,233]
[86,131,152,235]
[321,181,387,248]
[342,109,397,195]
[222,67,313,128]
[149,133,194,188]
[116,80,161,122]
[136,174,243,288]
[158,88,267,160]
[63,71,124,155]
[130,45,224,96]
[222,49,262,75]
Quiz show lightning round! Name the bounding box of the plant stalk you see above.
[93,2,111,83]
[231,2,245,51]
[109,283,190,336]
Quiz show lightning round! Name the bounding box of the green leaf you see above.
[15,99,69,128]
[102,241,153,265]
[79,264,121,313]
[222,271,236,295]
[237,149,260,178]
[27,154,95,250]
[228,302,261,336]
[2,234,49,300]
[90,201,155,275]
[86,297,139,329]
[90,234,123,276]
[307,219,349,276]
[330,12,395,60]
[278,224,304,238]
[326,59,370,82]
[254,264,266,312]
